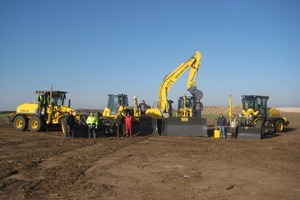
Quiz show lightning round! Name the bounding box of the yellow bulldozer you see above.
[233,94,289,139]
[9,85,85,135]
[98,94,153,136]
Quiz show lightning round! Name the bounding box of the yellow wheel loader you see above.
[236,95,289,139]
[9,85,86,136]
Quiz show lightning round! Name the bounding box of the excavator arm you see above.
[146,51,203,119]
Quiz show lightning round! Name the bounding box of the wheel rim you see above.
[16,119,23,128]
[277,122,284,132]
[30,119,38,129]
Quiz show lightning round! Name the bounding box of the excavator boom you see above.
[147,51,203,119]
[146,51,207,137]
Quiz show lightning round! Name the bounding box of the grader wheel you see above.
[28,116,44,132]
[13,115,28,131]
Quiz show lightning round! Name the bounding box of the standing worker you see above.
[37,93,46,115]
[125,112,133,138]
[115,111,124,138]
[138,100,148,117]
[86,112,98,138]
[229,114,238,138]
[217,113,227,138]
[66,110,75,138]
[194,101,203,118]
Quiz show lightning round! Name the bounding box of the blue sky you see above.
[1,0,299,111]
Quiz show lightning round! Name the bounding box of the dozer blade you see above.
[73,125,89,138]
[158,117,207,137]
[133,117,155,136]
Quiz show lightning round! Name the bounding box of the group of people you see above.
[216,113,239,138]
[65,111,98,138]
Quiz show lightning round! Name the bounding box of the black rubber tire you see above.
[28,116,44,132]
[275,120,284,132]
[13,115,28,131]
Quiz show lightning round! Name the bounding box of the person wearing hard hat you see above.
[86,112,98,138]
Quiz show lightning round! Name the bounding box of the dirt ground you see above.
[0,112,300,200]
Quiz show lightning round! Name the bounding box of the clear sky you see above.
[1,0,299,111]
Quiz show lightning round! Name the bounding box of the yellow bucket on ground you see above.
[214,129,220,138]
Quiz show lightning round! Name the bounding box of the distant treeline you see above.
[0,111,13,114]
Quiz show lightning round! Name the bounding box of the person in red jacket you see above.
[125,112,133,138]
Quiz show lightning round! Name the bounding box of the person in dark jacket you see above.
[66,110,75,138]
[115,111,124,138]
[217,113,227,138]
[138,100,148,117]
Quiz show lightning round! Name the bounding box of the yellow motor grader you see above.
[9,85,85,135]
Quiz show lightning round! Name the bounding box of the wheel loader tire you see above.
[28,116,44,132]
[61,117,68,136]
[275,120,284,132]
[13,115,28,131]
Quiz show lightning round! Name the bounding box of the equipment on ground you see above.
[9,85,85,135]
[99,94,153,136]
[232,94,289,139]
[146,51,207,136]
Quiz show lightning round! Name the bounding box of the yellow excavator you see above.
[229,94,289,139]
[146,51,207,136]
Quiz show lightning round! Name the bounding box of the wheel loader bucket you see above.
[236,120,273,139]
[156,117,207,137]
[236,126,264,139]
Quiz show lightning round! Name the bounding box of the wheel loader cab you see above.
[242,95,268,119]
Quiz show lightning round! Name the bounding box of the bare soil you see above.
[0,111,300,200]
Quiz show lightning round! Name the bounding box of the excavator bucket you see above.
[155,117,207,136]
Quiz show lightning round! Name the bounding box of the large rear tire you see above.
[28,116,44,132]
[13,115,28,131]
[275,120,284,132]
